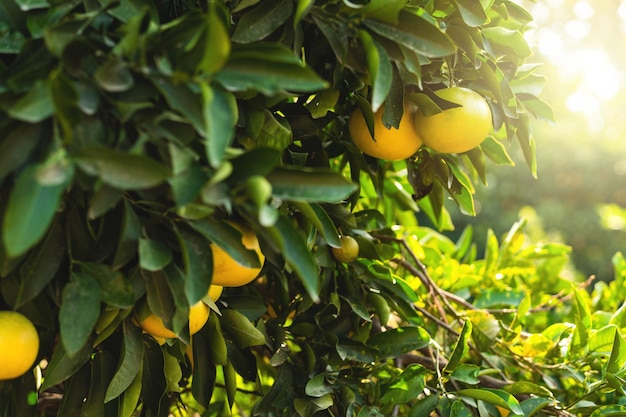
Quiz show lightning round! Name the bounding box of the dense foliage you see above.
[2,0,626,416]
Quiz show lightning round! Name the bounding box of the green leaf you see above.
[482,27,532,61]
[139,238,173,272]
[206,312,228,366]
[188,219,260,268]
[112,200,141,270]
[232,0,293,43]
[118,364,143,417]
[367,326,430,358]
[220,309,266,348]
[480,136,514,166]
[76,147,171,190]
[450,364,480,385]
[215,43,328,95]
[456,388,522,415]
[60,272,101,356]
[151,78,205,134]
[267,167,357,203]
[93,58,134,92]
[105,321,144,402]
[175,225,214,306]
[589,405,626,417]
[444,320,472,373]
[201,84,237,168]
[452,0,488,27]
[380,364,426,404]
[191,331,217,407]
[264,215,320,302]
[0,122,44,179]
[358,30,392,112]
[15,0,50,11]
[3,161,73,258]
[41,333,94,390]
[15,217,65,307]
[364,11,456,59]
[356,0,407,24]
[79,262,136,309]
[81,352,117,417]
[291,202,341,248]
[7,80,53,123]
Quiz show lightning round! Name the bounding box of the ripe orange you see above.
[210,222,264,287]
[349,103,423,161]
[496,406,510,417]
[0,311,39,380]
[208,285,223,301]
[332,235,360,263]
[414,87,492,154]
[140,301,210,339]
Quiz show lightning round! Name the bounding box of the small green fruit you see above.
[332,235,359,263]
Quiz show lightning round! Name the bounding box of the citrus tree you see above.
[3,0,626,416]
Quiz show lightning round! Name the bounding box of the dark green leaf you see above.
[265,215,320,301]
[364,11,456,59]
[357,0,407,24]
[139,238,173,272]
[76,146,171,190]
[291,202,341,248]
[267,167,357,203]
[7,80,53,122]
[191,331,217,407]
[15,217,65,307]
[444,320,472,373]
[367,326,430,357]
[3,161,73,258]
[60,272,101,356]
[450,364,480,385]
[201,84,237,168]
[215,43,328,95]
[380,364,426,404]
[175,225,213,306]
[41,334,94,390]
[93,58,134,93]
[232,0,293,43]
[112,200,141,270]
[0,123,44,179]
[220,309,266,348]
[359,30,392,112]
[105,321,144,402]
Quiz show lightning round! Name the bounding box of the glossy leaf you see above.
[215,43,328,94]
[76,147,170,190]
[201,84,237,168]
[367,326,430,357]
[232,0,293,43]
[267,167,357,203]
[220,309,266,348]
[105,321,144,402]
[59,272,101,356]
[359,30,391,112]
[2,161,73,257]
[364,11,456,59]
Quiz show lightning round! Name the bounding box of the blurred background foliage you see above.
[442,0,626,282]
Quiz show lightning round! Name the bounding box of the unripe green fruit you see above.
[332,235,359,263]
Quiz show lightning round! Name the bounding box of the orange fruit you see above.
[208,285,223,301]
[140,301,210,339]
[496,406,510,417]
[0,311,39,380]
[414,87,492,154]
[331,235,360,263]
[349,103,423,161]
[210,222,264,287]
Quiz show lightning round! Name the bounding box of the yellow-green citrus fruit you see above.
[349,103,423,161]
[208,285,223,301]
[211,222,264,287]
[332,235,360,263]
[414,87,492,154]
[0,311,39,380]
[140,301,210,339]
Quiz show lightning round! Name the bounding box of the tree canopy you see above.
[1,1,625,417]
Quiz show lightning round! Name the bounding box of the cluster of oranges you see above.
[139,221,265,341]
[349,87,493,160]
